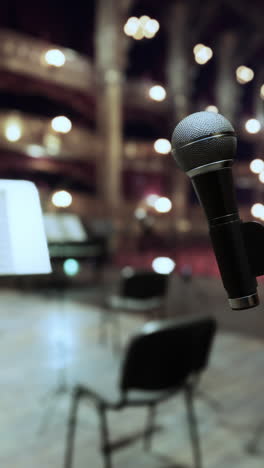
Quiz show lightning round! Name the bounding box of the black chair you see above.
[99,269,170,350]
[65,315,217,468]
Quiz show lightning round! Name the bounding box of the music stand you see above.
[38,212,89,432]
[0,179,52,423]
[0,180,51,276]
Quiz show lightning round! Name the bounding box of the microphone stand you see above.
[38,283,72,433]
[226,220,264,454]
[247,421,264,455]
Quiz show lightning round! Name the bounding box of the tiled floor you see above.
[1,285,264,467]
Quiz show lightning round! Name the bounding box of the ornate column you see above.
[166,0,191,231]
[252,70,264,206]
[216,32,241,124]
[95,0,130,216]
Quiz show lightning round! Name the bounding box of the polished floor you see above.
[1,282,264,467]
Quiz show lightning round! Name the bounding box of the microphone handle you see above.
[191,168,258,309]
[192,168,237,221]
[210,218,257,308]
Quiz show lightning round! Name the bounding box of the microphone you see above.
[171,111,259,310]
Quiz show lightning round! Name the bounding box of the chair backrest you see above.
[120,315,217,392]
[120,270,168,300]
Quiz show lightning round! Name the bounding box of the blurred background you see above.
[1,1,264,467]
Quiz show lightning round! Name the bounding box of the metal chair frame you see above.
[65,315,217,468]
[99,270,170,351]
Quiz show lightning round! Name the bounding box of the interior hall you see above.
[0,1,264,467]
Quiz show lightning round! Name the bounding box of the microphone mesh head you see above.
[171,111,237,173]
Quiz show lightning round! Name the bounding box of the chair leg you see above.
[64,388,81,468]
[98,310,108,346]
[99,310,121,353]
[111,314,122,354]
[184,387,202,468]
[98,404,112,468]
[247,420,264,454]
[143,403,156,451]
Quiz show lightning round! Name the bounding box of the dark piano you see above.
[43,213,109,286]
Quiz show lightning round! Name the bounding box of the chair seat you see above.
[78,384,177,409]
[106,295,164,312]
[75,348,176,408]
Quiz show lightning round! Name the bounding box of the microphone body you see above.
[171,111,259,310]
[192,168,257,308]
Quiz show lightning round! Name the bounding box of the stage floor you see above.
[1,285,264,467]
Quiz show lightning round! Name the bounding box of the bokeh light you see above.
[4,118,22,142]
[154,197,172,213]
[251,203,264,218]
[145,194,159,207]
[133,26,144,40]
[63,258,80,276]
[134,207,147,219]
[44,49,66,67]
[250,159,264,174]
[152,257,175,274]
[27,144,45,158]
[154,138,171,154]
[149,85,166,101]
[139,15,150,26]
[205,105,218,113]
[43,134,61,155]
[193,43,204,54]
[194,45,213,64]
[260,84,264,100]
[51,116,72,133]
[52,190,72,208]
[124,16,159,40]
[259,171,264,184]
[236,66,254,84]
[144,19,159,37]
[122,266,134,278]
[245,119,261,134]
[123,17,139,36]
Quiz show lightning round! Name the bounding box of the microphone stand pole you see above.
[38,284,71,433]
